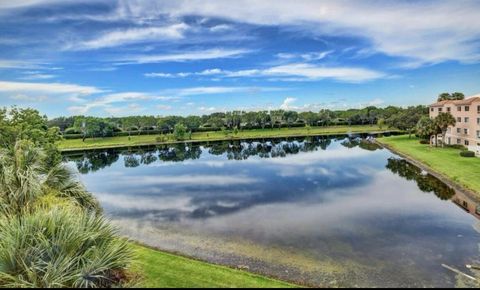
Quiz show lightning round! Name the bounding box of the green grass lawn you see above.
[132,245,296,288]
[378,135,480,195]
[59,125,393,151]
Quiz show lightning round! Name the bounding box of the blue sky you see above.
[0,0,480,118]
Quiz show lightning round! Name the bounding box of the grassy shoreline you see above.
[132,244,297,288]
[377,135,480,197]
[58,125,396,151]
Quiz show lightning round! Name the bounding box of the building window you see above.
[457,139,461,145]
[457,117,462,123]
[464,129,469,135]
[465,106,470,112]
[477,105,480,113]
[457,128,461,134]
[465,140,470,146]
[447,107,451,112]
[439,108,443,112]
[458,106,462,112]
[465,117,469,123]
[477,118,480,125]
[477,131,480,139]
[431,107,434,112]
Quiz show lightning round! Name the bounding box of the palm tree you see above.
[434,112,456,147]
[416,116,436,144]
[0,140,100,216]
[0,206,133,288]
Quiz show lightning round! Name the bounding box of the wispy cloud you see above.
[20,71,57,80]
[169,86,285,96]
[66,23,189,51]
[9,94,48,102]
[67,92,180,114]
[117,48,251,64]
[146,63,385,83]
[263,63,386,83]
[0,80,103,95]
[276,51,334,62]
[108,0,480,67]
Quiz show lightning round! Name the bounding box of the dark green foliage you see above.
[0,108,134,288]
[437,92,465,102]
[0,207,133,288]
[173,123,187,141]
[460,151,476,158]
[48,105,429,140]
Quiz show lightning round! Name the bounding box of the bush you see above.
[64,127,81,135]
[63,134,84,140]
[460,151,476,158]
[447,144,467,150]
[0,207,134,288]
[419,139,430,144]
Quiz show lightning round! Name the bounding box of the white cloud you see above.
[0,80,103,95]
[264,63,386,83]
[209,24,233,33]
[118,48,251,64]
[20,71,57,80]
[276,51,333,62]
[9,94,48,102]
[280,97,297,110]
[146,63,385,83]
[67,92,181,115]
[156,104,172,110]
[145,72,176,78]
[67,23,189,51]
[198,106,217,112]
[172,86,284,96]
[116,174,260,186]
[104,103,145,116]
[110,0,480,66]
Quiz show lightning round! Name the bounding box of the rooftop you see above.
[429,96,480,107]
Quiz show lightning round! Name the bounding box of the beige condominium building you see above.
[429,96,480,156]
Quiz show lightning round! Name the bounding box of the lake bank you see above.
[377,135,480,198]
[132,244,297,288]
[67,136,480,287]
[58,125,398,152]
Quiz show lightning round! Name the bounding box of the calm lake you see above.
[64,136,480,287]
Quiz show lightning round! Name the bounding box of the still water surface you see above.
[64,136,480,287]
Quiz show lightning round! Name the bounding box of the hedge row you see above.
[460,151,476,158]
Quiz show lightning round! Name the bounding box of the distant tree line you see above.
[48,105,429,140]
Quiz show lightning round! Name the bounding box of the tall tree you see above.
[416,116,437,143]
[434,112,456,147]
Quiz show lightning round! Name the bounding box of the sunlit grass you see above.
[131,245,297,288]
[59,125,392,151]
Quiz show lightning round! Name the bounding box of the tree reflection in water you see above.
[386,157,455,200]
[65,136,337,172]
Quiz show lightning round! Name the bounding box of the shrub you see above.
[64,127,81,135]
[419,139,430,144]
[460,151,476,158]
[0,141,100,215]
[448,144,467,150]
[0,207,134,288]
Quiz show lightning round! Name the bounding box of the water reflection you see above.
[64,136,480,287]
[386,158,456,200]
[65,136,365,171]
